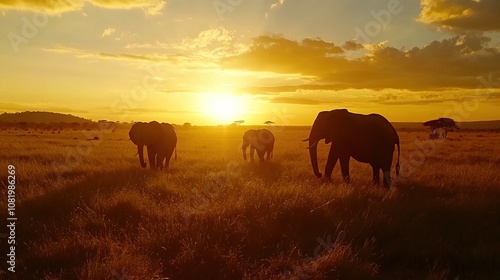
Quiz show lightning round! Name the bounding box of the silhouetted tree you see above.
[423,118,459,139]
[264,120,275,126]
[234,120,245,126]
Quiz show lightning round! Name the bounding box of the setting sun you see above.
[201,93,246,124]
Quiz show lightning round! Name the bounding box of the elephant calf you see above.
[242,129,275,162]
[129,121,177,171]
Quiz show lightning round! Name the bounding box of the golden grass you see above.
[0,126,499,279]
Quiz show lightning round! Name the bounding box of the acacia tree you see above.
[264,121,275,126]
[423,118,459,139]
[234,120,245,126]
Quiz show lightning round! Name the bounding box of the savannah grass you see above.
[0,126,499,279]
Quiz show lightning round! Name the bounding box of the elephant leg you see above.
[250,146,256,162]
[147,146,156,169]
[324,145,339,181]
[339,154,350,183]
[268,147,273,159]
[371,164,380,185]
[242,144,248,161]
[156,154,165,171]
[382,169,391,188]
[164,148,174,170]
[257,149,265,162]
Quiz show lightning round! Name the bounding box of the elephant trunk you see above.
[242,142,249,161]
[308,139,322,178]
[138,145,147,168]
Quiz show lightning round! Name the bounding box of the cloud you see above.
[101,27,116,38]
[174,27,246,59]
[92,0,165,15]
[269,97,325,105]
[419,0,500,31]
[0,101,89,114]
[102,107,195,114]
[43,45,220,73]
[188,27,234,49]
[124,43,155,49]
[239,84,350,95]
[486,92,500,100]
[124,27,240,56]
[222,33,500,91]
[43,45,177,62]
[222,35,345,77]
[342,40,365,51]
[0,0,77,13]
[302,38,344,54]
[271,0,286,10]
[0,0,166,14]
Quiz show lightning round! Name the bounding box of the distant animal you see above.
[304,109,400,187]
[241,129,275,162]
[129,121,177,171]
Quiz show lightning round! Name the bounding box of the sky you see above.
[1,0,500,125]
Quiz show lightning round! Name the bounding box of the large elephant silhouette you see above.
[305,109,400,187]
[129,121,177,171]
[242,129,275,162]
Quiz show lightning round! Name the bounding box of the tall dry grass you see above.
[0,126,499,279]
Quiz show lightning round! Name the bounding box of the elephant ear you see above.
[129,122,147,145]
[325,109,350,144]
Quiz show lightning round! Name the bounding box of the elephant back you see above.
[161,123,177,144]
[257,128,275,145]
[128,121,165,146]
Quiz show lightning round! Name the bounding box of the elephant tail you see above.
[396,141,400,176]
[174,147,177,161]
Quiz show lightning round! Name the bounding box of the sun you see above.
[202,92,246,123]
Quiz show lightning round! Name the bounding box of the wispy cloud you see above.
[0,101,89,114]
[0,0,166,14]
[269,97,326,105]
[43,45,175,62]
[175,27,246,59]
[101,28,116,38]
[271,0,286,10]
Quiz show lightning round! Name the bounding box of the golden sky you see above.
[1,0,500,125]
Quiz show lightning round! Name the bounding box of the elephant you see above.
[242,129,275,162]
[129,121,177,171]
[304,109,400,187]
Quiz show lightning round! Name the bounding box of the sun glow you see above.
[201,92,246,124]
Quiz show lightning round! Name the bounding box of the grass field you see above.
[1,125,500,279]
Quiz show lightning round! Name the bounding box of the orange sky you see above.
[1,0,499,125]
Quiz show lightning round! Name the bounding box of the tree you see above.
[264,120,275,126]
[233,120,245,126]
[423,118,459,139]
[183,122,192,127]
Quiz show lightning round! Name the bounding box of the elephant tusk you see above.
[306,141,318,149]
[302,138,309,142]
